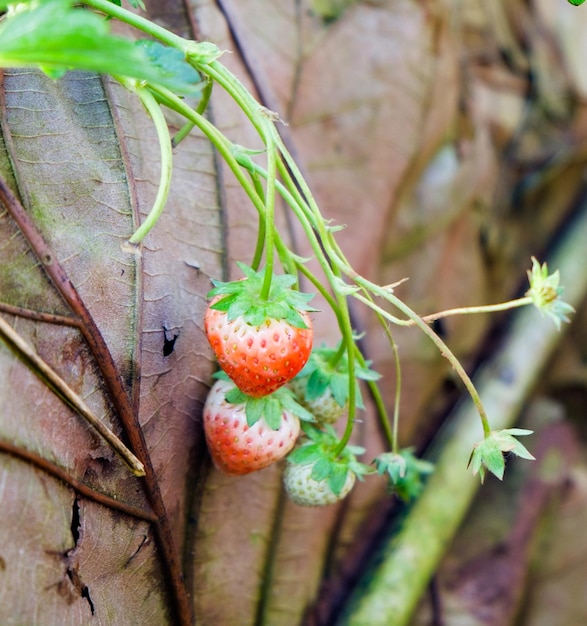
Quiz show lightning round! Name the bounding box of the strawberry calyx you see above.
[286,423,374,495]
[208,262,317,329]
[374,448,435,502]
[213,370,314,429]
[294,342,381,409]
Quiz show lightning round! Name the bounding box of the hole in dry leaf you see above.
[163,325,180,357]
[70,497,81,547]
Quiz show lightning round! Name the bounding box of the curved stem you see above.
[350,273,493,438]
[126,85,173,245]
[247,169,267,271]
[172,78,213,147]
[416,296,532,324]
[329,340,347,369]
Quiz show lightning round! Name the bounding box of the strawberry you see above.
[205,264,315,398]
[283,423,373,506]
[283,460,356,506]
[289,342,380,425]
[203,376,314,476]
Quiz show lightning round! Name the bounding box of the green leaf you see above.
[567,0,585,5]
[287,443,323,465]
[135,39,201,92]
[0,0,201,94]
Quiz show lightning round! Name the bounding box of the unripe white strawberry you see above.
[283,460,356,506]
[289,342,380,425]
[289,376,346,425]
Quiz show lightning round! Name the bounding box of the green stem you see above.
[249,171,267,272]
[328,340,347,369]
[351,273,493,438]
[417,296,532,324]
[238,153,359,453]
[126,85,173,245]
[83,0,188,48]
[147,85,268,229]
[172,78,213,147]
[354,342,395,452]
[259,120,277,300]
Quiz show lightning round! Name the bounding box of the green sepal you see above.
[288,423,372,492]
[328,464,350,496]
[306,368,330,399]
[374,449,434,501]
[469,429,535,483]
[212,369,231,381]
[264,396,284,430]
[330,372,350,407]
[224,387,248,405]
[567,0,585,6]
[277,388,315,422]
[207,264,316,329]
[294,341,380,409]
[311,457,333,482]
[219,382,313,430]
[287,443,323,465]
[244,397,265,427]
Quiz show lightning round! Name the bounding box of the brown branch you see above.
[0,302,82,327]
[0,439,157,523]
[0,315,145,476]
[0,175,192,623]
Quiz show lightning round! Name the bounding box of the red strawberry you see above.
[203,378,301,475]
[204,264,315,398]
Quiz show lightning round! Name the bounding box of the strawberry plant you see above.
[0,1,583,623]
[0,0,575,500]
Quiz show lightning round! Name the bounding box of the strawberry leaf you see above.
[0,0,201,93]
